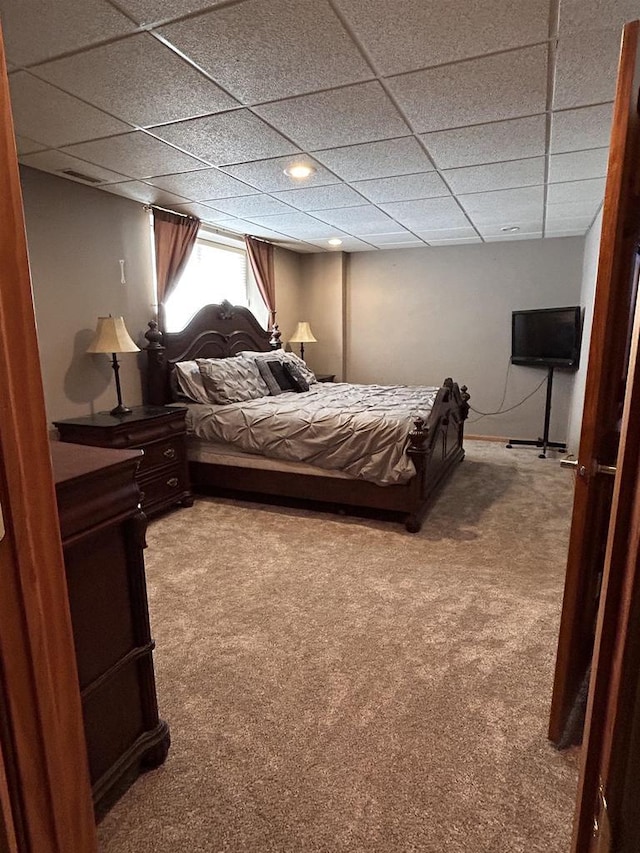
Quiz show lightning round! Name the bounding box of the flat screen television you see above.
[511,306,582,368]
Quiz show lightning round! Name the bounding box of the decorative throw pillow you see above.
[267,360,297,392]
[283,361,310,393]
[282,351,317,385]
[256,358,291,395]
[196,357,270,404]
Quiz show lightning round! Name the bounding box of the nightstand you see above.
[53,406,192,517]
[316,374,336,383]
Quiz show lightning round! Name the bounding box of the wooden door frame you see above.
[549,20,640,745]
[0,26,97,853]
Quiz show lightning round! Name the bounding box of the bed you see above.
[145,301,469,532]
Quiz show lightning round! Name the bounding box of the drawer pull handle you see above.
[163,447,176,459]
[167,477,179,488]
[139,491,146,502]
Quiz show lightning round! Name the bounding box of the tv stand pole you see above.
[506,365,567,459]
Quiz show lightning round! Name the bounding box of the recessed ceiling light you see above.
[501,226,520,233]
[328,238,343,247]
[283,163,316,179]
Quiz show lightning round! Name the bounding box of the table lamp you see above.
[289,321,317,361]
[87,316,140,416]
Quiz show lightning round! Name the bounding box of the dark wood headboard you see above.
[145,300,281,405]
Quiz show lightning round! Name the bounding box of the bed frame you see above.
[145,301,469,532]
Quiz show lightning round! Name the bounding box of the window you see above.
[161,231,268,332]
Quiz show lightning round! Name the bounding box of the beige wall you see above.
[566,210,603,453]
[296,252,345,379]
[21,167,155,423]
[345,238,585,440]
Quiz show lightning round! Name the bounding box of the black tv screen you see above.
[511,306,582,368]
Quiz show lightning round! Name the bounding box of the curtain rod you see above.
[143,203,273,246]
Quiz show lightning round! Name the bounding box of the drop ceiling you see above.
[1,0,630,253]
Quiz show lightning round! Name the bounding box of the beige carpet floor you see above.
[98,441,579,853]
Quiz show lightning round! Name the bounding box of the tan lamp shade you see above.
[87,316,140,354]
[289,321,317,344]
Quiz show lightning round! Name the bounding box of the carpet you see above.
[97,441,579,853]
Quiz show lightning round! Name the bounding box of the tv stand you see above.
[506,365,567,459]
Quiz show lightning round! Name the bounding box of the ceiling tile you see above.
[33,33,237,127]
[271,183,365,210]
[352,172,449,203]
[387,45,548,134]
[207,194,295,217]
[308,237,376,251]
[551,104,614,153]
[19,150,129,184]
[364,231,421,244]
[145,168,257,199]
[171,202,230,221]
[15,135,46,155]
[0,0,136,65]
[254,81,409,150]
[334,0,549,76]
[421,115,546,170]
[477,219,543,237]
[546,200,601,220]
[428,236,483,246]
[558,0,639,33]
[312,137,432,181]
[545,217,593,234]
[160,0,372,103]
[150,110,299,166]
[485,231,542,242]
[459,186,544,225]
[62,132,206,178]
[414,226,479,242]
[221,155,339,192]
[545,227,589,237]
[375,241,426,250]
[548,148,609,182]
[554,28,621,110]
[379,197,470,230]
[242,211,348,239]
[9,72,130,147]
[546,178,606,204]
[101,180,189,206]
[444,157,545,195]
[311,204,401,234]
[117,0,225,25]
[214,217,297,240]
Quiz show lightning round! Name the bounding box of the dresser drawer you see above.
[138,437,185,475]
[139,467,188,513]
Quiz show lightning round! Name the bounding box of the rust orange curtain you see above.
[245,235,276,327]
[153,208,199,329]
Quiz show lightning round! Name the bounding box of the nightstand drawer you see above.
[138,437,185,475]
[139,467,188,513]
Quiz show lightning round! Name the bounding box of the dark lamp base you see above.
[110,403,132,417]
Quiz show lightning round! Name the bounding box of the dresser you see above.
[53,405,193,517]
[51,441,170,819]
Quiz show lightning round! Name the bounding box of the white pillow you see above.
[196,356,270,404]
[173,360,210,404]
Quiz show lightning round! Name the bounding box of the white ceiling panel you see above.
[63,132,207,178]
[459,186,544,225]
[547,178,606,204]
[380,197,471,230]
[333,0,550,76]
[548,148,609,183]
[421,115,547,170]
[388,46,548,134]
[312,204,400,234]
[477,219,543,237]
[485,231,542,242]
[550,103,614,153]
[254,82,409,150]
[545,217,594,235]
[444,157,545,195]
[160,0,372,103]
[308,237,376,251]
[375,241,426,250]
[207,195,295,217]
[351,172,449,203]
[242,211,350,239]
[558,0,639,33]
[272,184,365,211]
[145,168,257,200]
[0,0,136,65]
[171,202,230,221]
[19,150,129,184]
[546,200,601,221]
[414,226,479,242]
[554,28,622,109]
[213,217,299,240]
[101,180,189,206]
[364,231,422,244]
[428,236,482,246]
[312,137,432,181]
[15,135,46,155]
[150,110,299,166]
[117,0,226,26]
[33,33,237,127]
[9,72,130,147]
[221,155,339,192]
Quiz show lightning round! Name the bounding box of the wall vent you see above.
[59,169,102,184]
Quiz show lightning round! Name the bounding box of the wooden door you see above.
[548,20,640,747]
[0,25,97,853]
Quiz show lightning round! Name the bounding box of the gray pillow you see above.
[174,360,210,404]
[256,357,290,395]
[196,356,270,404]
